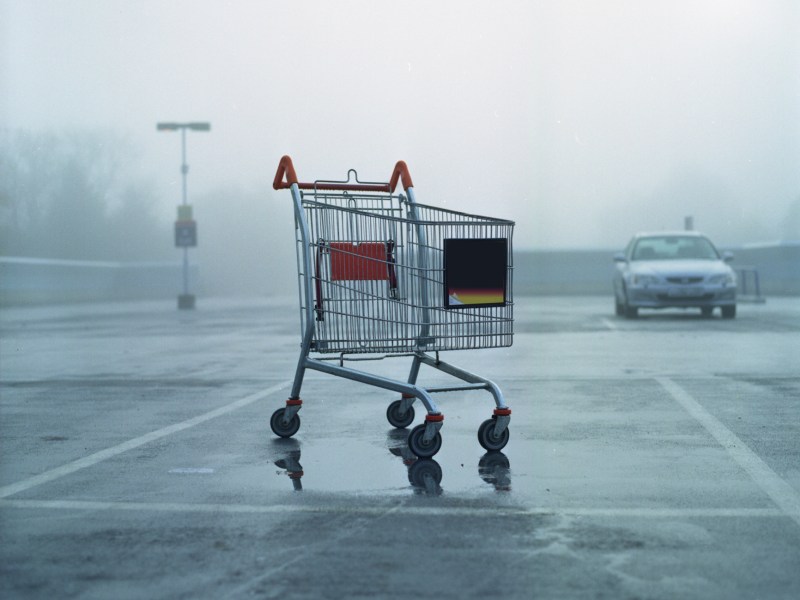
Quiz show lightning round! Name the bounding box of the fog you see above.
[2,1,799,295]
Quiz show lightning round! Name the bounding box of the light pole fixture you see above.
[156,121,211,309]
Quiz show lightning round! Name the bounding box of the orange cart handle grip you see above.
[388,161,414,192]
[273,155,414,193]
[273,155,300,190]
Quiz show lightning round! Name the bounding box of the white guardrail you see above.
[0,257,198,305]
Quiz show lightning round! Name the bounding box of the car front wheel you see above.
[621,286,638,318]
[623,296,638,318]
[721,305,736,319]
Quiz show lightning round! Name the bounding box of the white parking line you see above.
[657,376,800,529]
[0,498,786,519]
[0,381,290,499]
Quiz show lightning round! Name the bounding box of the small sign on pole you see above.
[175,205,197,247]
[175,220,197,247]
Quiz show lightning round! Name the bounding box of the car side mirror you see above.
[722,251,734,263]
[613,252,627,263]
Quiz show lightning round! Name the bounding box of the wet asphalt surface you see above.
[1,296,799,599]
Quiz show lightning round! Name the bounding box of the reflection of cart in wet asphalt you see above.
[272,439,304,491]
[270,156,515,458]
[387,430,443,494]
[271,432,510,495]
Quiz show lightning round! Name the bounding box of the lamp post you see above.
[156,122,210,309]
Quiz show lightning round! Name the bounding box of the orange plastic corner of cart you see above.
[389,160,414,192]
[273,155,299,190]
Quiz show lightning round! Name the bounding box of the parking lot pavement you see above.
[1,296,799,599]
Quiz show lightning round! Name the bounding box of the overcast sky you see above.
[2,0,799,249]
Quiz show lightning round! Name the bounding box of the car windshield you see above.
[631,236,719,261]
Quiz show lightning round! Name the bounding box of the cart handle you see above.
[273,155,414,193]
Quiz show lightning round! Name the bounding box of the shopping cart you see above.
[271,156,514,458]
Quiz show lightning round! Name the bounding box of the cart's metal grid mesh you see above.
[295,190,514,354]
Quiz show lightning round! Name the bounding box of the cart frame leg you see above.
[397,354,425,414]
[281,325,315,426]
[414,351,511,437]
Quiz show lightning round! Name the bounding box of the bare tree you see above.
[0,129,169,261]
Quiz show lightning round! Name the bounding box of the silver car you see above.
[613,232,737,319]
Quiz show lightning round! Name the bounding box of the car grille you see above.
[665,276,704,284]
[657,293,714,301]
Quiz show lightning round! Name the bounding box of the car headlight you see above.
[708,273,736,286]
[631,274,659,286]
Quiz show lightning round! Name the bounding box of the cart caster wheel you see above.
[386,399,415,429]
[478,418,509,451]
[270,408,300,438]
[407,423,442,458]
